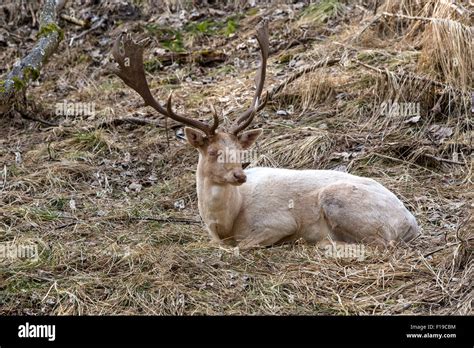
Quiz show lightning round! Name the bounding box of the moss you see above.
[186,20,218,35]
[49,197,68,211]
[300,0,344,24]
[221,18,238,36]
[23,66,40,81]
[145,24,184,53]
[73,130,109,154]
[186,16,241,38]
[20,207,61,222]
[12,77,25,91]
[5,278,42,293]
[278,53,294,64]
[37,22,64,42]
[246,8,259,16]
[3,67,39,93]
[8,164,22,176]
[209,64,235,77]
[76,54,92,64]
[162,38,184,52]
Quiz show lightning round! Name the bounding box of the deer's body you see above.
[198,157,419,248]
[111,21,419,250]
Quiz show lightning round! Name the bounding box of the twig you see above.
[47,141,59,161]
[55,221,78,230]
[422,239,473,258]
[69,17,105,46]
[19,111,59,127]
[97,117,166,129]
[60,14,89,28]
[369,152,443,176]
[54,216,201,229]
[266,58,341,101]
[56,0,69,12]
[422,153,465,166]
[0,165,6,192]
[127,216,201,225]
[354,59,466,94]
[353,13,382,40]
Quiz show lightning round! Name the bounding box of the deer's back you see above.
[242,167,387,193]
[236,167,418,243]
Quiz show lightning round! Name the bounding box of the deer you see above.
[110,21,419,250]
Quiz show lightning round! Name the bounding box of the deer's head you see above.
[111,21,269,185]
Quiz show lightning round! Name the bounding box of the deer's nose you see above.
[233,171,247,183]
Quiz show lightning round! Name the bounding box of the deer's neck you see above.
[196,156,242,240]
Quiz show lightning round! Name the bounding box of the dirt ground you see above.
[0,0,472,315]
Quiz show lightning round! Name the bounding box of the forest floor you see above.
[0,0,472,315]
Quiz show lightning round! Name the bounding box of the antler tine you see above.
[231,20,270,135]
[111,33,168,116]
[111,33,217,136]
[209,104,220,134]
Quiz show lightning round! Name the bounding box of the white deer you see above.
[111,22,419,249]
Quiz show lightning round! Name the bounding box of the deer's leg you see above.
[318,182,413,246]
[206,222,222,244]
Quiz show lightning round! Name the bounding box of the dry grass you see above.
[0,0,472,315]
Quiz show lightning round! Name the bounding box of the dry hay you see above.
[252,127,334,169]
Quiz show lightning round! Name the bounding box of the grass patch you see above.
[299,0,345,25]
[72,130,111,154]
[145,24,184,52]
[20,207,61,222]
[185,16,241,38]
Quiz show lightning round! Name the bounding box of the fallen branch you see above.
[127,216,201,225]
[96,116,183,131]
[60,13,89,28]
[354,59,466,94]
[97,117,165,129]
[422,153,466,166]
[18,111,59,127]
[68,17,106,46]
[0,0,64,113]
[53,215,201,230]
[144,49,227,68]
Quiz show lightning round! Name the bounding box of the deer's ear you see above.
[237,129,263,149]
[184,127,207,148]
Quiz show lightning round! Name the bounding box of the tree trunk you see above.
[0,0,64,114]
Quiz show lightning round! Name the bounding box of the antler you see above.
[231,20,269,135]
[110,32,219,136]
